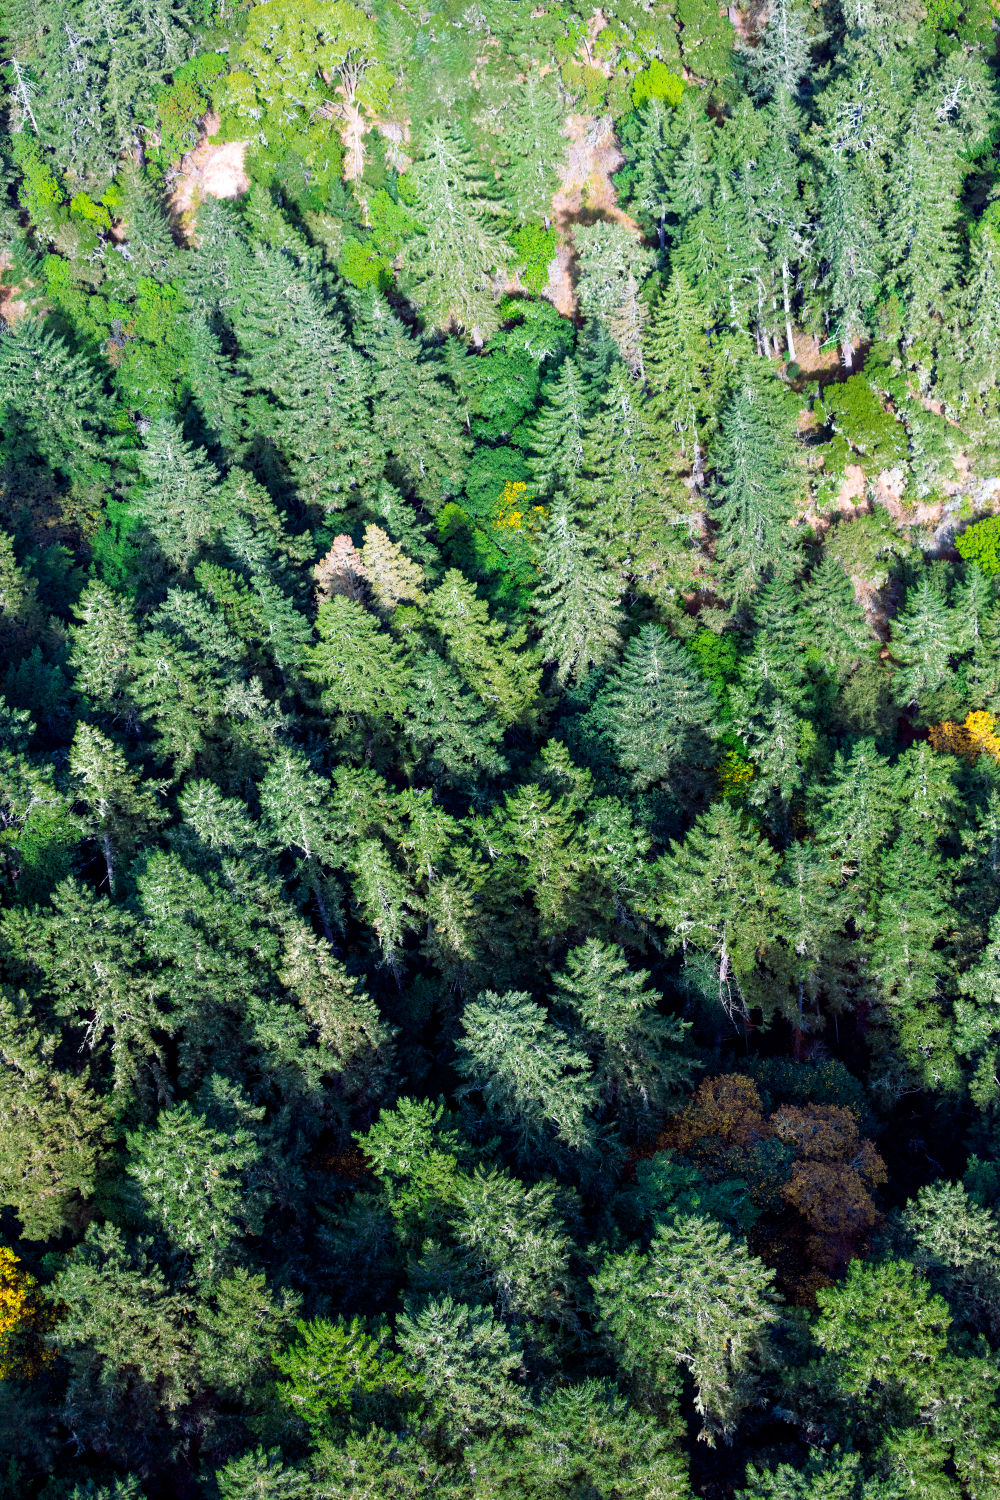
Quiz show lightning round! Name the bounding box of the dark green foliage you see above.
[5,7,1000,1498]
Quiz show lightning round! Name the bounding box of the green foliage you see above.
[956,515,1000,576]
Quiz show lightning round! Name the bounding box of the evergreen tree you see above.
[710,372,803,602]
[455,989,598,1158]
[580,625,720,795]
[132,418,226,574]
[802,551,875,676]
[401,122,513,341]
[0,993,112,1240]
[125,1095,264,1276]
[644,268,722,478]
[892,572,959,704]
[551,939,696,1119]
[592,1215,780,1439]
[532,495,623,686]
[309,596,412,731]
[357,293,469,506]
[653,801,785,1029]
[0,319,120,483]
[68,581,139,723]
[395,1297,528,1452]
[426,569,541,726]
[450,1166,573,1326]
[69,722,165,892]
[528,358,590,498]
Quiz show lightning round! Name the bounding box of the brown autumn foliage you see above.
[659,1077,887,1300]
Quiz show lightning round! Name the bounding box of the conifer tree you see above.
[802,551,875,676]
[404,650,508,788]
[359,293,469,505]
[451,1167,573,1326]
[455,989,597,1158]
[426,569,541,726]
[551,939,696,1119]
[710,371,802,602]
[0,993,112,1240]
[592,1215,780,1439]
[133,418,226,573]
[654,801,785,1028]
[69,723,165,893]
[579,366,674,587]
[396,1296,528,1452]
[532,496,623,686]
[68,581,139,723]
[309,596,412,731]
[126,1097,264,1276]
[0,319,120,483]
[497,70,566,223]
[401,122,513,341]
[581,624,720,795]
[644,268,722,478]
[528,358,589,498]
[892,572,959,704]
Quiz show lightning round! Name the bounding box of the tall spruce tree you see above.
[709,371,802,602]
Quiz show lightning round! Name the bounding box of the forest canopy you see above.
[4,0,1000,1495]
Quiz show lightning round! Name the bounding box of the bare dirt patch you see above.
[168,114,249,237]
[0,253,27,330]
[544,114,641,318]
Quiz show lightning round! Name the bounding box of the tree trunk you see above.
[782,261,796,362]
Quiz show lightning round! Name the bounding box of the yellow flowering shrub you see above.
[0,1248,52,1380]
[494,481,547,536]
[719,750,753,798]
[928,710,1000,763]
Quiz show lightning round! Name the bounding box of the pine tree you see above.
[892,572,959,704]
[68,581,139,723]
[581,624,720,795]
[551,939,696,1119]
[69,723,165,892]
[455,989,597,1158]
[532,496,623,686]
[528,358,590,498]
[0,992,113,1240]
[401,122,513,341]
[644,268,721,477]
[710,371,803,603]
[592,1215,780,1440]
[125,1096,264,1276]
